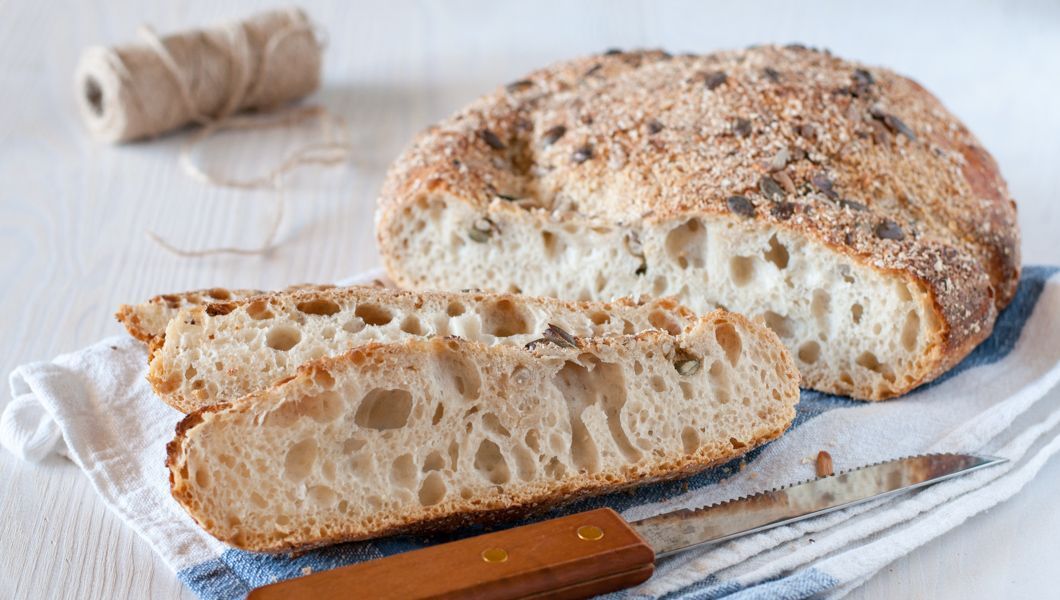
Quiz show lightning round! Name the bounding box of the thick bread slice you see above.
[376,46,1021,400]
[115,284,343,345]
[168,311,799,552]
[151,285,696,413]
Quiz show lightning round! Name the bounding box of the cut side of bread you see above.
[384,206,946,400]
[150,286,696,413]
[376,46,1021,400]
[168,312,799,552]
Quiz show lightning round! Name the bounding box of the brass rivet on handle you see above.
[577,525,604,541]
[481,547,509,563]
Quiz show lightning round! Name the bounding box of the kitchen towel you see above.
[2,266,1059,600]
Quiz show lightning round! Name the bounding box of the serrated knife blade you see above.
[248,453,1004,600]
[633,453,1004,557]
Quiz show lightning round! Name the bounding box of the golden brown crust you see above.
[168,312,799,552]
[115,288,266,344]
[377,45,1020,397]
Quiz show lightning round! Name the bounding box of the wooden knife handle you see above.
[247,508,655,600]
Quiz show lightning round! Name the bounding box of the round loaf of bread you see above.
[376,45,1020,400]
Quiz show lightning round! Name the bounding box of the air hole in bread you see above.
[798,341,821,364]
[431,403,445,425]
[730,256,755,286]
[342,437,366,453]
[422,451,445,472]
[246,300,274,320]
[266,325,301,351]
[633,361,644,375]
[524,429,541,453]
[448,441,461,469]
[544,457,566,480]
[665,218,706,269]
[418,471,447,506]
[542,231,564,259]
[851,303,864,324]
[250,492,268,509]
[715,322,743,366]
[482,413,512,437]
[729,437,746,449]
[589,311,610,326]
[391,454,417,489]
[901,310,920,351]
[481,298,531,337]
[400,315,423,335]
[648,310,683,335]
[474,439,511,484]
[762,311,794,338]
[651,376,667,393]
[682,426,701,454]
[308,485,338,507]
[622,319,636,335]
[296,298,341,316]
[555,358,641,469]
[513,446,537,481]
[194,468,210,488]
[680,381,694,400]
[355,304,393,326]
[355,388,413,430]
[207,288,231,300]
[446,301,466,317]
[897,283,913,302]
[811,289,831,320]
[763,234,789,270]
[653,276,668,295]
[278,391,343,424]
[284,439,317,482]
[438,349,482,400]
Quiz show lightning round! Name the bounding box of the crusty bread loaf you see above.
[376,45,1021,400]
[168,311,799,552]
[150,285,696,413]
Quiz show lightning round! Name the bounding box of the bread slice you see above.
[150,285,696,413]
[115,284,346,344]
[168,311,799,552]
[375,46,1020,400]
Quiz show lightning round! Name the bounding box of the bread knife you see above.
[247,453,1002,600]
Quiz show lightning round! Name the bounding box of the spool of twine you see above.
[73,7,352,257]
[75,7,322,143]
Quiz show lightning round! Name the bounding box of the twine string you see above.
[128,18,351,257]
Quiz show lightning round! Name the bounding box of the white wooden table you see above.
[2,1,1058,598]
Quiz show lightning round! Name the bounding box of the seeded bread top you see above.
[378,45,1020,361]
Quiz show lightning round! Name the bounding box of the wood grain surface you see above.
[1,1,1058,599]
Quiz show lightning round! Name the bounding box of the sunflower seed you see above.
[771,201,795,220]
[727,195,756,217]
[796,123,816,140]
[505,79,533,93]
[874,219,904,240]
[763,67,781,82]
[869,107,916,140]
[469,218,495,243]
[584,63,603,78]
[838,198,867,211]
[704,71,728,90]
[542,125,567,146]
[769,148,791,172]
[572,145,594,163]
[759,175,785,201]
[524,324,578,350]
[811,173,838,200]
[734,118,752,137]
[774,170,796,194]
[604,48,623,56]
[479,129,506,150]
[647,119,664,134]
[675,359,701,376]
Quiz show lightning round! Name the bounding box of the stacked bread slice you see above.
[119,284,799,551]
